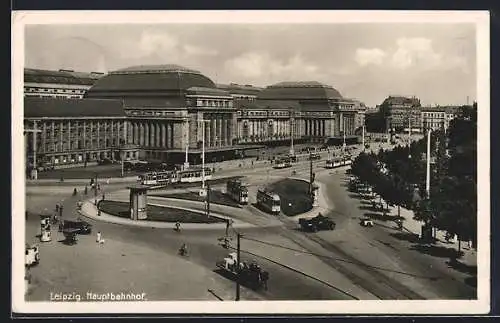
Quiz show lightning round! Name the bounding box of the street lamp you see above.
[289,110,295,156]
[199,119,211,194]
[184,118,190,170]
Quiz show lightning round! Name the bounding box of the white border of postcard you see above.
[11,10,490,314]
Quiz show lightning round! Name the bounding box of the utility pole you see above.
[309,151,313,194]
[184,118,190,170]
[361,125,365,151]
[408,111,412,159]
[236,232,241,301]
[426,128,432,196]
[94,172,98,205]
[289,111,295,156]
[206,184,211,217]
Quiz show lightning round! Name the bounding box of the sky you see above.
[24,23,476,107]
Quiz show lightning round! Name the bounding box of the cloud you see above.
[183,44,218,56]
[354,48,386,66]
[224,52,322,83]
[120,31,218,61]
[390,37,467,71]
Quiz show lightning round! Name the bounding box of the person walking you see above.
[96,231,102,243]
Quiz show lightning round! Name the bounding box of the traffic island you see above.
[151,190,242,209]
[97,200,226,223]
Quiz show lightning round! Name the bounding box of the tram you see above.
[226,179,249,204]
[177,167,213,183]
[256,188,281,215]
[273,157,292,169]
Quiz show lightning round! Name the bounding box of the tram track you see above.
[275,224,425,300]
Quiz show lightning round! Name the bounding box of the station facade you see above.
[24,64,366,170]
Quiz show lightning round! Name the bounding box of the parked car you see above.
[25,244,40,267]
[360,218,374,227]
[59,218,92,235]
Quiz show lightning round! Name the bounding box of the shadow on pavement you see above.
[390,232,422,244]
[445,259,477,276]
[464,276,477,288]
[410,244,464,259]
[57,238,78,246]
[364,212,402,222]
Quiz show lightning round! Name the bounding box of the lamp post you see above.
[200,119,211,193]
[289,111,295,156]
[361,124,365,151]
[425,128,432,196]
[184,118,190,170]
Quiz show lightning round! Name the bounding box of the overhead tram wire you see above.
[238,235,436,280]
[224,245,359,300]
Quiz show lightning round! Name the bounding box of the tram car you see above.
[226,179,249,204]
[256,188,281,215]
[325,156,352,169]
[273,157,292,169]
[139,171,177,186]
[177,167,213,183]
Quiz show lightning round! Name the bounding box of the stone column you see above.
[217,116,222,146]
[222,117,227,146]
[161,123,166,148]
[211,116,216,147]
[139,123,144,146]
[226,117,231,145]
[169,123,174,148]
[155,122,161,148]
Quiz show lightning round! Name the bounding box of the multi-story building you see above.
[23,97,138,178]
[24,64,367,172]
[255,81,361,145]
[24,68,105,99]
[380,95,422,132]
[85,64,241,164]
[421,106,462,132]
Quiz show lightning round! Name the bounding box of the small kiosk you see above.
[128,185,149,221]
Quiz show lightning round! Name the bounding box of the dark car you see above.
[299,214,336,232]
[59,218,92,235]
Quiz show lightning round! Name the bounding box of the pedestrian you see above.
[102,193,105,201]
[97,209,101,217]
[73,188,77,196]
[96,231,101,243]
[106,178,110,185]
[55,204,59,213]
[84,186,88,195]
[97,184,101,191]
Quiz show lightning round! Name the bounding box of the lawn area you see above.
[97,200,225,223]
[267,178,313,216]
[151,190,242,208]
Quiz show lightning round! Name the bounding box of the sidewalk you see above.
[27,176,139,186]
[79,198,256,230]
[387,206,477,267]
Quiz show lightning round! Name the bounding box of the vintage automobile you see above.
[25,244,40,267]
[360,218,374,227]
[299,213,336,232]
[59,218,92,235]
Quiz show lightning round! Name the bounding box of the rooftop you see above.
[258,81,343,101]
[86,64,216,97]
[24,68,105,86]
[24,97,125,118]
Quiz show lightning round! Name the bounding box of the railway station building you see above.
[23,64,366,171]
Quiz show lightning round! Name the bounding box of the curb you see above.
[79,198,256,230]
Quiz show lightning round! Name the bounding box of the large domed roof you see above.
[258,81,343,101]
[85,64,216,97]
